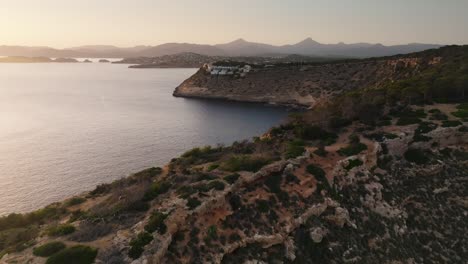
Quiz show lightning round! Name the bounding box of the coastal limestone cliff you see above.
[174,55,441,108]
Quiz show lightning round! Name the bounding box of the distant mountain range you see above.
[0,38,442,58]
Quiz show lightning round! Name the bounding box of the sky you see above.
[0,0,467,48]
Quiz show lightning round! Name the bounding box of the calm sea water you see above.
[0,63,287,215]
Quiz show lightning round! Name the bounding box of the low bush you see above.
[306,164,326,181]
[338,143,367,156]
[452,103,468,118]
[68,222,113,242]
[256,199,270,213]
[46,245,97,264]
[344,159,363,170]
[285,141,306,159]
[144,211,167,234]
[221,155,270,172]
[187,198,201,210]
[429,110,448,120]
[365,132,398,142]
[294,125,337,144]
[442,120,462,127]
[223,173,240,184]
[207,180,225,191]
[143,181,172,201]
[313,145,327,157]
[412,133,432,142]
[415,122,438,134]
[404,149,429,164]
[207,164,219,171]
[396,117,422,125]
[47,224,75,237]
[207,225,218,240]
[128,232,153,259]
[65,197,86,207]
[33,241,66,257]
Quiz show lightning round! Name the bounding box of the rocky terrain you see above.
[0,46,467,264]
[174,49,449,108]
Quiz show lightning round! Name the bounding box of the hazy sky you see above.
[1,0,467,47]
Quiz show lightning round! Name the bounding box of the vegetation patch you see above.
[313,145,328,157]
[306,164,326,181]
[207,164,219,171]
[285,140,306,159]
[144,211,168,234]
[294,124,337,144]
[143,181,172,201]
[33,242,66,257]
[404,148,429,165]
[47,224,76,237]
[187,197,202,210]
[396,117,422,125]
[46,245,97,264]
[223,173,240,184]
[128,232,153,260]
[65,197,86,207]
[344,159,364,170]
[452,103,468,118]
[207,180,225,191]
[338,143,367,156]
[221,155,271,172]
[442,120,462,127]
[365,132,398,142]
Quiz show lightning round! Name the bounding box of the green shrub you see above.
[128,232,153,259]
[221,155,270,172]
[46,245,97,264]
[328,116,352,129]
[365,132,398,142]
[207,180,225,191]
[264,173,282,193]
[429,110,448,120]
[65,197,86,207]
[396,117,422,125]
[144,211,167,234]
[223,173,240,184]
[285,141,306,159]
[452,103,468,118]
[206,225,218,240]
[256,200,270,213]
[459,126,468,132]
[415,122,438,134]
[306,164,326,180]
[404,149,429,164]
[187,198,201,210]
[143,181,172,201]
[47,224,75,237]
[33,242,66,257]
[442,120,462,127]
[207,164,219,171]
[338,143,367,156]
[412,133,432,142]
[313,145,327,157]
[134,167,162,178]
[344,159,364,170]
[295,125,337,143]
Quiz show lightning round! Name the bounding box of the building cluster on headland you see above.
[203,63,252,77]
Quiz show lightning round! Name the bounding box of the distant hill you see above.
[0,39,443,58]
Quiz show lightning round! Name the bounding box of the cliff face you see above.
[174,56,441,108]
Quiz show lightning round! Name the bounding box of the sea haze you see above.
[0,63,287,215]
